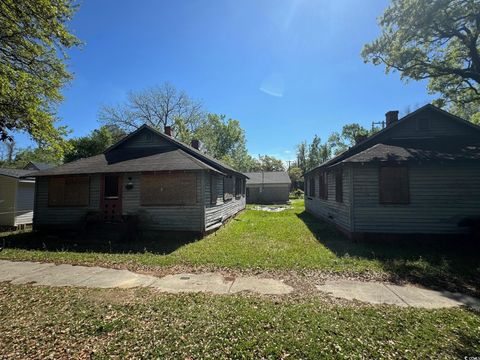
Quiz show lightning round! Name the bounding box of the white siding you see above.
[122,172,205,231]
[34,175,101,226]
[352,163,480,234]
[0,175,16,226]
[305,167,352,231]
[14,180,35,226]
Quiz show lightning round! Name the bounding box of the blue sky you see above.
[19,0,433,161]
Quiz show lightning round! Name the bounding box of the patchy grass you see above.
[0,283,478,359]
[1,200,479,294]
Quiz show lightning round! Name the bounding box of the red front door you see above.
[100,175,122,222]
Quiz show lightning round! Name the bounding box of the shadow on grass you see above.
[297,211,480,296]
[0,229,199,255]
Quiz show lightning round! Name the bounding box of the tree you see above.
[64,125,126,163]
[13,147,60,168]
[0,0,81,153]
[288,166,303,190]
[328,123,379,155]
[296,141,308,174]
[99,83,204,133]
[362,0,480,107]
[0,139,16,166]
[255,155,285,172]
[307,135,330,171]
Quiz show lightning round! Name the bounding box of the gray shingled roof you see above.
[305,104,480,174]
[244,171,291,185]
[26,162,55,170]
[105,124,245,177]
[33,125,246,178]
[32,148,222,176]
[340,137,480,164]
[0,168,35,179]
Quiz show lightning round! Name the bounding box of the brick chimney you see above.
[191,139,201,150]
[385,110,399,127]
[164,125,173,137]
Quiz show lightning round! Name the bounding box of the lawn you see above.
[1,200,479,294]
[1,283,479,359]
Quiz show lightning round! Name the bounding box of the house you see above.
[244,171,291,204]
[30,125,247,233]
[0,169,36,228]
[304,104,480,240]
[0,162,55,228]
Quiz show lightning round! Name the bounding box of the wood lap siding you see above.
[140,173,196,206]
[352,163,480,234]
[205,172,245,229]
[305,167,352,231]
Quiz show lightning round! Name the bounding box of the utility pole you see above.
[371,121,385,131]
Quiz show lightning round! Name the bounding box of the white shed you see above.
[0,169,36,228]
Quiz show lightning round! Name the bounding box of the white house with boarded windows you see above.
[30,125,247,234]
[304,105,480,240]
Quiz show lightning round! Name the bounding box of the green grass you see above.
[1,200,479,294]
[0,284,478,359]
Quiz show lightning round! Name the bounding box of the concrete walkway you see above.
[1,260,479,309]
[317,279,480,310]
[0,260,293,295]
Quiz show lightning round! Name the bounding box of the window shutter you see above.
[210,175,217,204]
[223,176,234,200]
[335,170,343,203]
[379,167,409,204]
[309,177,315,197]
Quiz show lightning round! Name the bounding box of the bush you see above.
[290,189,304,199]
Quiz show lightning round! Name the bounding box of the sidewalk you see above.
[1,260,479,310]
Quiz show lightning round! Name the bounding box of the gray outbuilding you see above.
[244,171,291,204]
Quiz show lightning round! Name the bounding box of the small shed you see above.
[244,171,291,204]
[0,169,36,228]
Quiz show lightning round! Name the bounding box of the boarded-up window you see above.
[210,175,217,204]
[319,172,328,200]
[335,170,343,203]
[48,176,90,207]
[379,167,409,204]
[141,172,196,206]
[223,176,234,201]
[235,177,243,197]
[309,177,315,197]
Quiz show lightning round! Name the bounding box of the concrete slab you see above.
[151,273,233,294]
[316,280,408,307]
[386,284,480,310]
[317,280,480,310]
[229,276,293,295]
[75,268,157,288]
[0,260,55,283]
[30,264,109,287]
